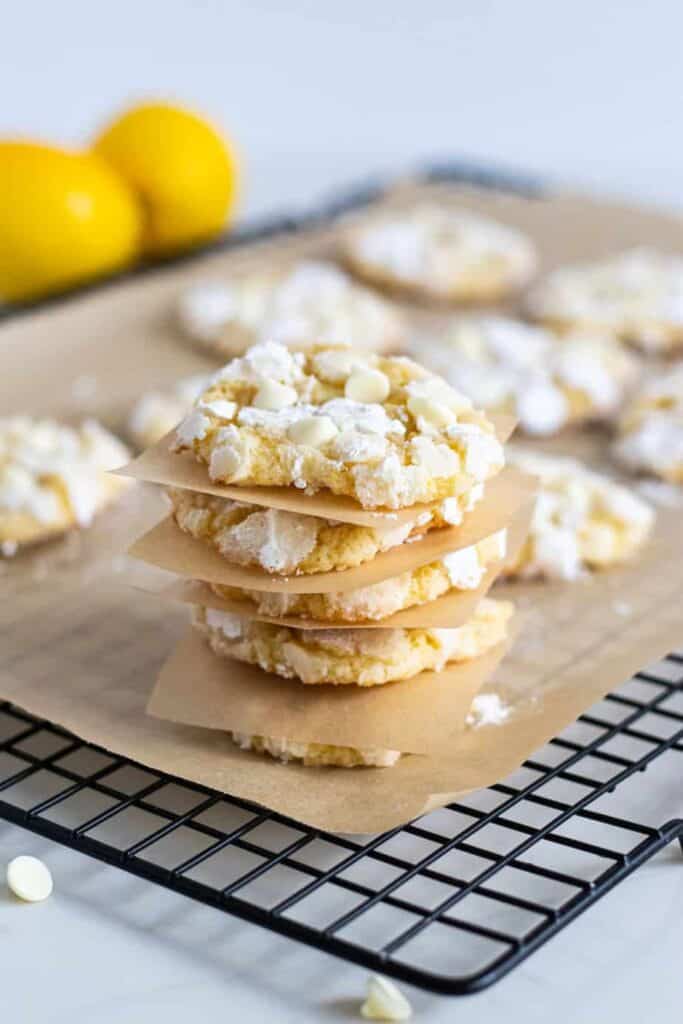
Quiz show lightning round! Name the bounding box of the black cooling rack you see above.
[0,657,680,995]
[0,160,681,995]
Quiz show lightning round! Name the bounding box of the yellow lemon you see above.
[93,101,239,256]
[0,141,141,302]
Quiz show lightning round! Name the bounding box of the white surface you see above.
[1,2,682,1019]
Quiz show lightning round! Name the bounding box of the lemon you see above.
[93,101,239,256]
[0,141,142,303]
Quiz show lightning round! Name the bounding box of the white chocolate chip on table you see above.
[504,448,654,581]
[172,341,504,510]
[0,417,132,553]
[6,855,53,902]
[361,975,412,1021]
[176,259,405,357]
[526,247,683,354]
[410,315,639,437]
[340,201,537,303]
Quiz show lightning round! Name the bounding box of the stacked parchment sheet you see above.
[121,340,536,768]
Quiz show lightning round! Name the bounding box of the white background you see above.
[2,0,683,217]
[1,2,682,1020]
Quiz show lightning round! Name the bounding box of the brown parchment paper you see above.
[149,628,512,755]
[1,182,683,833]
[116,415,516,527]
[139,499,532,628]
[128,467,535,593]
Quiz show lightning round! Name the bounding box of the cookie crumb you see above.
[467,693,511,728]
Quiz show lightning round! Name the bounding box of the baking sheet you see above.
[1,181,682,832]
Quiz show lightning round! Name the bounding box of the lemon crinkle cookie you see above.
[192,597,513,686]
[168,484,485,576]
[526,248,683,353]
[411,315,638,436]
[211,529,507,622]
[176,260,404,356]
[172,341,504,510]
[230,733,401,768]
[505,450,653,581]
[127,375,208,449]
[341,202,537,302]
[0,417,131,554]
[613,362,683,483]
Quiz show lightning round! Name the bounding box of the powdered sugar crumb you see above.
[466,693,511,728]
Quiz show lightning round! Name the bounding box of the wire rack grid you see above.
[0,653,679,995]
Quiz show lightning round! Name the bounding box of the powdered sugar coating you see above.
[172,341,504,510]
[411,316,638,436]
[527,248,683,353]
[177,260,404,356]
[342,202,537,301]
[167,487,470,575]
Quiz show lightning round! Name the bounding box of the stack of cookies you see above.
[125,340,535,769]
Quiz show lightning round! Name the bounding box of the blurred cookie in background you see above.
[410,315,639,436]
[613,362,683,483]
[0,417,132,556]
[176,260,405,357]
[502,449,654,581]
[526,248,683,354]
[340,202,537,303]
[126,375,208,449]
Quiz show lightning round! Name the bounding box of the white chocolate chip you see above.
[173,411,211,447]
[287,416,339,447]
[345,368,390,403]
[198,399,237,420]
[312,348,362,383]
[6,855,53,902]
[407,394,455,429]
[361,975,412,1021]
[253,379,298,411]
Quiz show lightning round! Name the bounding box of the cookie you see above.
[176,260,404,357]
[613,362,683,483]
[230,732,401,768]
[411,315,639,436]
[210,529,507,622]
[127,375,208,449]
[172,341,504,510]
[192,597,513,686]
[167,484,484,576]
[526,248,683,353]
[0,417,132,555]
[341,202,537,302]
[504,449,654,581]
